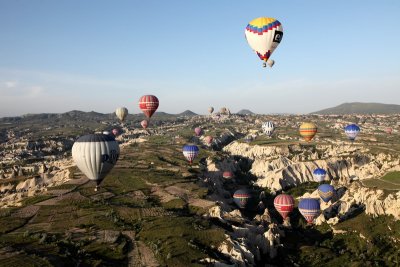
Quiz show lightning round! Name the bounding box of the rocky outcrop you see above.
[223,141,400,191]
[0,159,74,208]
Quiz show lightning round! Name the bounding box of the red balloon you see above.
[141,120,148,129]
[139,95,159,119]
[274,194,294,220]
[222,171,234,179]
[112,129,119,136]
[386,127,393,134]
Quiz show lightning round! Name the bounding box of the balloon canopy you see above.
[245,17,283,67]
[262,121,275,137]
[274,194,294,220]
[344,124,360,141]
[233,189,252,209]
[299,122,317,142]
[115,107,128,122]
[318,184,336,203]
[139,95,159,119]
[298,198,320,224]
[182,144,199,164]
[72,134,119,191]
[313,168,327,182]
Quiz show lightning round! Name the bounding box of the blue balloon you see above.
[313,168,327,182]
[317,184,335,203]
[233,189,252,209]
[298,198,320,224]
[182,144,199,164]
[344,124,360,141]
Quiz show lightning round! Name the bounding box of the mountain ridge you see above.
[312,102,400,115]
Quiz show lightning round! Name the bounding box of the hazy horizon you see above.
[1,1,399,117]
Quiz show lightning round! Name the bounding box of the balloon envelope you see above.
[298,198,320,224]
[299,122,317,142]
[139,95,159,119]
[222,171,234,179]
[313,168,327,182]
[233,189,251,209]
[245,17,283,64]
[344,124,360,141]
[115,107,128,122]
[274,194,294,220]
[182,144,199,164]
[112,129,119,136]
[262,121,275,137]
[386,127,393,134]
[72,134,119,187]
[208,107,214,114]
[318,184,335,203]
[194,127,202,136]
[141,120,149,129]
[205,136,213,145]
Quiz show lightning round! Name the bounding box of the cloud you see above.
[4,81,17,88]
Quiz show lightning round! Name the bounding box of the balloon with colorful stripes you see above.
[317,184,335,203]
[233,189,252,209]
[245,17,283,68]
[139,95,159,119]
[262,121,275,137]
[344,124,360,141]
[274,194,294,220]
[298,198,320,224]
[299,122,317,142]
[182,144,199,164]
[313,168,327,182]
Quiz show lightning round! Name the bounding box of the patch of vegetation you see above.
[381,171,400,184]
[162,198,186,210]
[138,216,225,266]
[21,195,54,206]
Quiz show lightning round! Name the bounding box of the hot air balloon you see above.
[317,184,335,203]
[139,95,159,119]
[299,122,317,142]
[313,168,327,182]
[205,136,213,145]
[141,120,148,129]
[298,198,320,224]
[115,107,128,122]
[223,171,234,179]
[262,121,275,137]
[386,127,393,134]
[208,107,214,114]
[182,144,199,164]
[194,127,203,136]
[112,129,119,136]
[245,17,283,68]
[72,134,119,191]
[233,189,251,209]
[344,124,360,141]
[274,194,294,220]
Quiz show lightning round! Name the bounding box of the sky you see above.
[0,0,399,117]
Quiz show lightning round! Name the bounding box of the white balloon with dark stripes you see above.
[72,134,120,191]
[262,121,275,137]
